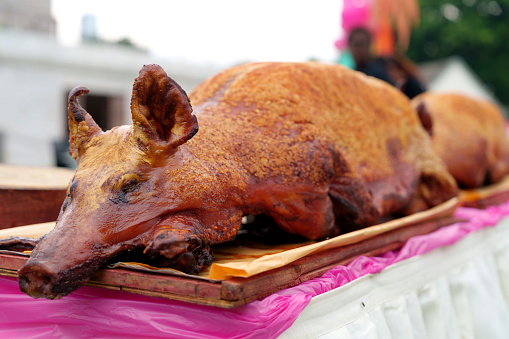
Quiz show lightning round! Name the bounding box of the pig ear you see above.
[415,101,433,136]
[68,86,103,159]
[130,64,198,148]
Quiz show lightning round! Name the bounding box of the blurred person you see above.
[383,57,425,99]
[348,27,392,84]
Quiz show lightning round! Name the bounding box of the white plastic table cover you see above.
[280,216,509,338]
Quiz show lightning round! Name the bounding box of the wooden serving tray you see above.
[2,168,507,308]
[0,216,458,308]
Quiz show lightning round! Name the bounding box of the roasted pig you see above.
[12,62,457,299]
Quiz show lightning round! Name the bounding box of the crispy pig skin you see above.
[188,62,457,226]
[412,92,509,189]
[16,62,457,299]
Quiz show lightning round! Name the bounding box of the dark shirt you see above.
[356,58,392,85]
[400,76,425,99]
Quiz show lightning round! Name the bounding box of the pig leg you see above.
[143,210,243,273]
[403,169,458,215]
[0,237,39,252]
[329,175,380,234]
[327,149,380,234]
[144,224,213,274]
[251,182,338,240]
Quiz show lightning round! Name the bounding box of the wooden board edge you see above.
[118,286,245,309]
[0,265,243,308]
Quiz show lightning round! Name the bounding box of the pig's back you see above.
[188,62,437,190]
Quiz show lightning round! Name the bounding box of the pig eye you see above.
[118,173,140,191]
[121,177,140,193]
[110,173,141,204]
[69,180,79,197]
[61,195,70,213]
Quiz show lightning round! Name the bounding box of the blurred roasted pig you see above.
[412,92,509,188]
[14,62,457,299]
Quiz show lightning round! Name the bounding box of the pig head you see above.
[18,65,233,299]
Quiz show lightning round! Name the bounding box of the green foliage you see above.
[407,0,509,104]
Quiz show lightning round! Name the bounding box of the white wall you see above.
[0,29,220,166]
[0,64,61,165]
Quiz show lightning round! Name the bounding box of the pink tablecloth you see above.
[1,202,509,339]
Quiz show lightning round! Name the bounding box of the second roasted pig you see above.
[413,92,509,188]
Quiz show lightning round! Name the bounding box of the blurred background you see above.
[0,0,507,168]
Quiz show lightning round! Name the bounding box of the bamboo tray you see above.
[0,198,459,308]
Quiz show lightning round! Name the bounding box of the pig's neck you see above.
[164,143,251,212]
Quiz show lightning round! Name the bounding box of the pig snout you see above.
[18,260,91,299]
[18,262,60,299]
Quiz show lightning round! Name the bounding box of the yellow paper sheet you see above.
[208,197,459,279]
[459,175,509,204]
